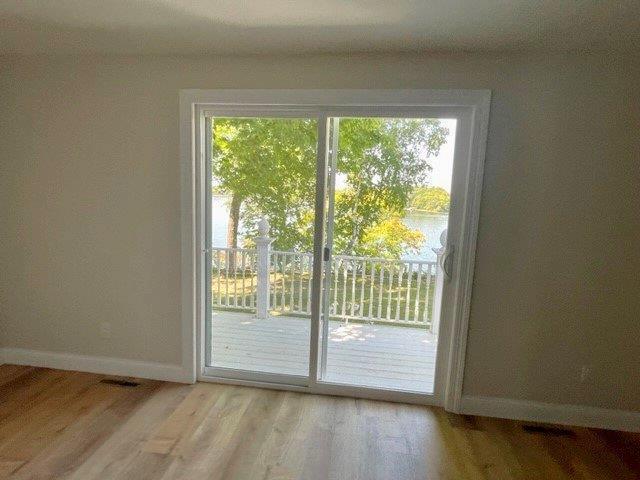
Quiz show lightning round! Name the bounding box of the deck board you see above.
[211,310,437,392]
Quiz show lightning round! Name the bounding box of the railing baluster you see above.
[273,252,278,311]
[424,263,433,324]
[266,252,271,311]
[359,260,366,320]
[211,255,216,307]
[285,252,289,312]
[282,253,287,312]
[307,254,312,314]
[290,253,294,312]
[386,263,393,321]
[233,250,238,307]
[280,254,286,312]
[284,253,288,312]
[270,252,276,311]
[395,264,403,321]
[217,252,222,307]
[240,251,246,308]
[350,259,357,317]
[368,261,375,319]
[286,253,292,311]
[296,255,302,313]
[277,253,280,311]
[414,263,423,322]
[341,260,348,318]
[377,263,384,319]
[271,252,276,311]
[225,250,230,307]
[404,262,413,322]
[250,252,255,309]
[333,258,339,316]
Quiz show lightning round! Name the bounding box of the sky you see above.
[429,119,456,192]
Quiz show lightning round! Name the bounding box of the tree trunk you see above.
[226,193,242,271]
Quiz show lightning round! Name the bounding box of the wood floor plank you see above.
[0,366,33,388]
[155,385,258,480]
[9,378,161,479]
[67,382,191,480]
[143,382,228,456]
[0,368,68,423]
[0,365,638,480]
[0,371,108,463]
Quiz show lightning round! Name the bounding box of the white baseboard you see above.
[460,395,640,433]
[1,348,193,384]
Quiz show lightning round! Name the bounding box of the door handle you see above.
[440,244,454,281]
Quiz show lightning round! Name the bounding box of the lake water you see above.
[212,195,448,262]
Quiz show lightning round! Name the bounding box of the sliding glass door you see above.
[205,115,319,384]
[202,107,461,401]
[316,116,456,395]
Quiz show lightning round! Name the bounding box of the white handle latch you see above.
[440,244,455,281]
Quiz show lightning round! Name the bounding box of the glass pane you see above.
[208,117,318,377]
[320,117,457,393]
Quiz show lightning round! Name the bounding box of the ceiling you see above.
[1,0,639,55]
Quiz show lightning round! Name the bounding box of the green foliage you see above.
[409,186,451,213]
[332,118,447,256]
[359,216,425,258]
[212,118,317,251]
[212,117,449,258]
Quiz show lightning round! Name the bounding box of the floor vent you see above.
[522,425,575,437]
[99,379,140,387]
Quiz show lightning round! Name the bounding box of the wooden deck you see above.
[211,310,437,393]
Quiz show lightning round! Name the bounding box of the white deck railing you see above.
[211,218,445,330]
[211,248,443,329]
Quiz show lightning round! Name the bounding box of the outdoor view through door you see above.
[208,117,318,380]
[207,114,456,395]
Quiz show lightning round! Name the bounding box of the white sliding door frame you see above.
[180,89,491,410]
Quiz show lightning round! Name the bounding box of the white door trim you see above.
[179,89,491,410]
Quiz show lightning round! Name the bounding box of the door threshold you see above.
[198,372,440,406]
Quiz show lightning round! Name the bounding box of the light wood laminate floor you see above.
[0,365,638,479]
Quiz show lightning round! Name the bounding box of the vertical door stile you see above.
[307,254,312,313]
[204,116,213,368]
[318,117,339,381]
[309,114,330,386]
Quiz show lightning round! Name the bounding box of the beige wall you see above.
[1,53,638,410]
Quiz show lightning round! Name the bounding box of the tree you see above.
[409,186,451,213]
[358,216,425,259]
[332,118,447,256]
[212,118,317,251]
[211,117,448,258]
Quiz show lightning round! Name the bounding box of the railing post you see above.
[255,218,273,320]
[430,229,447,334]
